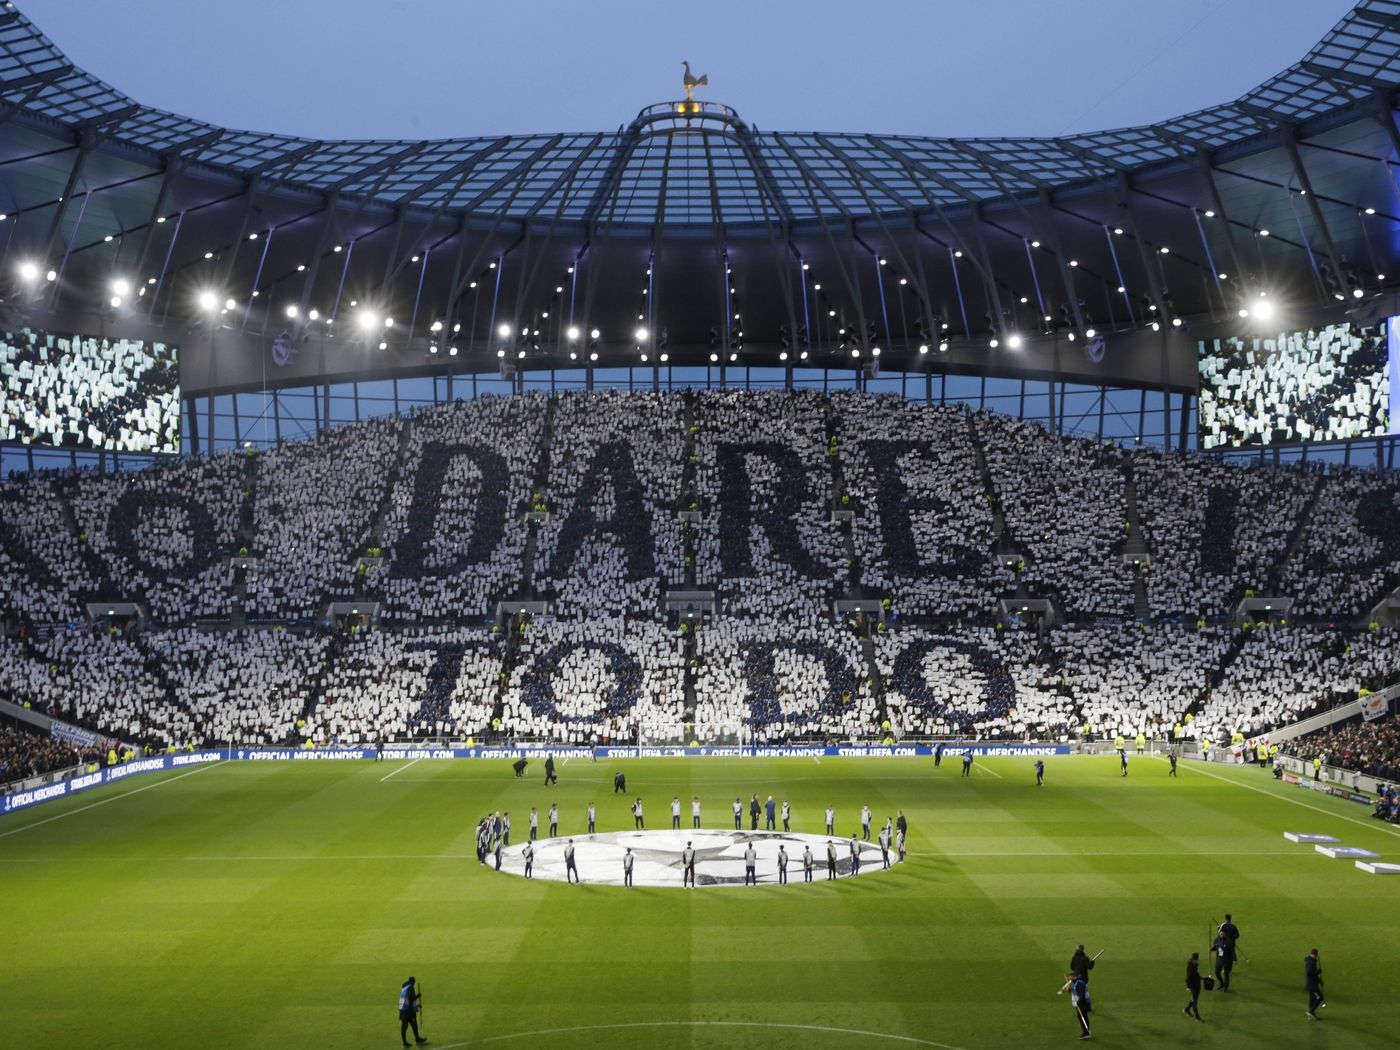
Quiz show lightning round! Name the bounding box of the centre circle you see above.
[495,828,897,887]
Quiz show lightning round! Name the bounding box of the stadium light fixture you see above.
[1113,227,1124,235]
[18,260,38,281]
[225,298,237,311]
[1172,317,1183,327]
[1258,229,1270,237]
[109,295,122,309]
[589,351,598,361]
[1031,240,1041,248]
[111,278,131,296]
[590,328,601,340]
[1084,328,1096,338]
[196,290,218,311]
[1252,299,1275,321]
[779,351,788,361]
[659,353,669,363]
[308,309,320,321]
[379,342,388,351]
[358,311,379,331]
[918,344,928,354]
[1365,207,1376,215]
[430,320,443,333]
[498,323,512,339]
[1353,288,1365,298]
[938,341,949,352]
[285,304,299,319]
[989,338,999,348]
[429,344,438,354]
[709,353,718,362]
[1006,334,1022,349]
[384,317,394,328]
[449,346,458,356]
[103,235,113,243]
[635,326,648,342]
[566,326,580,341]
[1150,321,1160,332]
[46,269,56,282]
[871,347,881,357]
[1069,260,1079,267]
[496,349,505,358]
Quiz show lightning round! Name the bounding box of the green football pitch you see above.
[3,754,1398,1050]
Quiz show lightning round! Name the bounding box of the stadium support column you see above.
[1280,126,1345,298]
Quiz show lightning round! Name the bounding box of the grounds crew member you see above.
[398,977,427,1046]
[1184,953,1204,1021]
[1135,732,1146,754]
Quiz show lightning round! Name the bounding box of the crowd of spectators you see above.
[247,416,401,617]
[0,474,98,621]
[693,390,846,616]
[69,454,243,621]
[833,393,1010,615]
[0,390,1398,754]
[372,396,542,620]
[1281,470,1400,617]
[0,722,90,783]
[1133,450,1313,617]
[533,391,685,612]
[501,616,685,743]
[977,411,1134,617]
[693,617,874,742]
[1287,713,1400,782]
[0,330,180,453]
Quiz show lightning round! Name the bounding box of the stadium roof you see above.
[1,1,1399,393]
[2,2,1399,223]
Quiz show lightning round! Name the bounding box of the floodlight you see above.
[197,290,218,311]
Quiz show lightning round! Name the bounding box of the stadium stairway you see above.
[681,394,698,588]
[519,399,556,598]
[52,476,121,607]
[230,454,260,627]
[964,413,1009,551]
[1265,472,1324,594]
[1121,464,1150,620]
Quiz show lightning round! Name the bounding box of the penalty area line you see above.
[379,757,422,782]
[0,762,221,839]
[425,1020,969,1050]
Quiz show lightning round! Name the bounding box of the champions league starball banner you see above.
[2,744,1070,817]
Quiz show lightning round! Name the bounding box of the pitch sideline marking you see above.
[973,762,1002,779]
[379,757,422,782]
[0,763,220,839]
[422,1019,969,1049]
[1173,758,1400,840]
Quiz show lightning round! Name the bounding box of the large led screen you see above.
[0,328,180,453]
[1198,320,1393,449]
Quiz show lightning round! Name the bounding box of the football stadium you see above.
[2,1,1400,1047]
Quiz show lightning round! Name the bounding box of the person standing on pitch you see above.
[1035,759,1045,786]
[548,802,559,837]
[777,844,789,884]
[671,796,682,829]
[493,834,503,871]
[613,770,627,793]
[826,839,838,880]
[744,843,757,885]
[934,742,943,767]
[896,810,908,842]
[529,806,539,841]
[1168,745,1179,776]
[780,798,791,831]
[544,754,557,785]
[1184,952,1204,1021]
[564,839,580,884]
[1304,948,1324,1019]
[1120,748,1129,777]
[521,841,534,878]
[1070,945,1096,984]
[623,848,634,887]
[803,843,814,882]
[848,835,861,876]
[1068,971,1091,1040]
[896,827,906,862]
[632,797,645,830]
[692,795,702,829]
[877,822,891,869]
[502,812,511,846]
[1216,915,1240,989]
[749,793,761,830]
[586,801,596,834]
[765,795,777,830]
[825,804,836,835]
[962,750,973,777]
[682,841,696,887]
[398,976,427,1046]
[732,796,743,830]
[861,804,872,840]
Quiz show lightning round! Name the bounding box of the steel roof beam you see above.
[1280,123,1345,299]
